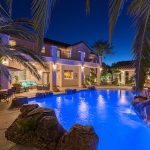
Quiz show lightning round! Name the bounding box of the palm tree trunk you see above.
[97,55,102,85]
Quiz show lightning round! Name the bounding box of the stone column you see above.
[50,46,57,91]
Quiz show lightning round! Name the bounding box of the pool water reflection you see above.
[29,90,150,150]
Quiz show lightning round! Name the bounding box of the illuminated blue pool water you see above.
[28,90,150,150]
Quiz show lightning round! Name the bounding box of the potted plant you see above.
[12,76,21,88]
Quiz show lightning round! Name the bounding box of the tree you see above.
[101,63,112,84]
[92,40,113,64]
[85,68,97,85]
[86,0,150,91]
[109,0,150,91]
[0,0,51,82]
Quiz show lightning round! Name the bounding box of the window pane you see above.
[64,70,73,79]
[57,50,61,58]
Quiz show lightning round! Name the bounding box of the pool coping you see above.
[28,86,133,100]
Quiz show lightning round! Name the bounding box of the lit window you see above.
[67,51,71,58]
[9,40,16,46]
[64,70,73,79]
[41,46,46,53]
[57,50,61,58]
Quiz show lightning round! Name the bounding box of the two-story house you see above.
[0,35,102,90]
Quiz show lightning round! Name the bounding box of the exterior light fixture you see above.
[53,63,56,70]
[81,66,84,72]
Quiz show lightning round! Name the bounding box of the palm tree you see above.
[0,0,50,82]
[109,0,150,91]
[92,40,113,65]
[86,0,150,91]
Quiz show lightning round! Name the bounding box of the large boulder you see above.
[57,124,99,150]
[5,104,66,150]
[132,98,150,122]
[5,105,99,150]
[20,104,39,117]
[35,116,66,149]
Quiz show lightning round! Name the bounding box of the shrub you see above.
[18,117,36,132]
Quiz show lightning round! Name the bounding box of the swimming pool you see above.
[28,90,150,150]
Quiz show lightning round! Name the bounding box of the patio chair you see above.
[6,89,14,101]
[0,91,9,103]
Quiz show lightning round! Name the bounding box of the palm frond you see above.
[86,0,90,15]
[131,5,150,91]
[5,0,13,16]
[109,0,125,44]
[32,0,55,51]
[0,63,10,81]
[0,4,11,19]
[13,45,48,70]
[0,46,41,80]
[93,40,113,56]
[0,24,37,41]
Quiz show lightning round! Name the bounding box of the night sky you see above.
[12,0,135,65]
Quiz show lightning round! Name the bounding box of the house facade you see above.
[112,61,135,85]
[0,35,102,90]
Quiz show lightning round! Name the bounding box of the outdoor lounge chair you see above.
[0,89,14,103]
[88,86,96,90]
[65,89,77,94]
[37,84,50,91]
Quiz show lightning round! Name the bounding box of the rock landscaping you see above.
[5,104,99,150]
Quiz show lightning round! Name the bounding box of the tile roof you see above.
[112,61,135,69]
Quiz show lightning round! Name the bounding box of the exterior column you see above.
[121,71,125,85]
[59,64,63,88]
[78,51,85,87]
[1,34,9,45]
[50,63,57,91]
[78,66,84,87]
[50,46,57,91]
[51,45,57,62]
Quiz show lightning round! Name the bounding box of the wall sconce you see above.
[39,70,43,75]
[53,63,56,70]
[81,66,84,72]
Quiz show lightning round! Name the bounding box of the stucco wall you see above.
[61,65,79,87]
[71,43,91,61]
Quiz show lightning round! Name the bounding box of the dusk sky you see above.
[12,0,135,65]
